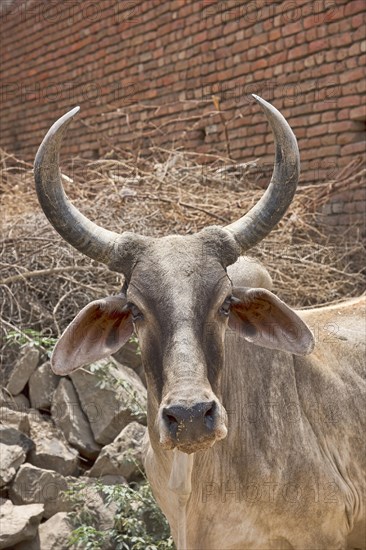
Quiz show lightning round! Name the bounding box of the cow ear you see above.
[52,295,134,375]
[229,288,314,356]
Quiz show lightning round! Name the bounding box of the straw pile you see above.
[1,148,365,355]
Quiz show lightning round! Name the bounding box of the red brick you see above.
[307,124,328,138]
[340,67,365,84]
[319,145,340,157]
[288,45,307,60]
[345,0,366,16]
[329,121,358,133]
[337,131,361,145]
[351,13,366,28]
[336,108,350,120]
[350,105,366,120]
[282,20,303,37]
[341,141,366,155]
[269,28,281,41]
[321,134,337,146]
[340,93,360,109]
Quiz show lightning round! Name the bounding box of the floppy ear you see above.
[52,295,134,375]
[229,288,314,355]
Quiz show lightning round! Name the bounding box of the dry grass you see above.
[1,147,365,361]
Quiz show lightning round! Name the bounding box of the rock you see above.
[40,512,75,550]
[9,464,74,519]
[14,511,74,550]
[11,531,42,550]
[52,378,101,460]
[13,533,40,550]
[0,444,26,487]
[1,344,40,395]
[97,474,127,486]
[71,358,147,445]
[0,390,29,412]
[0,406,30,434]
[28,411,79,476]
[0,499,43,549]
[0,425,34,452]
[12,477,126,550]
[113,337,144,376]
[12,393,31,410]
[89,422,146,481]
[29,361,59,410]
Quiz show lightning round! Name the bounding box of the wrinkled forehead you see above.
[127,232,234,309]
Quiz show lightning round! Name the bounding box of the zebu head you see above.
[34,96,314,454]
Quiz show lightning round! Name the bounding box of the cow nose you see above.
[162,401,217,440]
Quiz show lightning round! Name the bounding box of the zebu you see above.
[34,96,365,549]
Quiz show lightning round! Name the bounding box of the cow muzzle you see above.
[159,396,228,454]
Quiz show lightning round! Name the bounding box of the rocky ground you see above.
[0,340,151,549]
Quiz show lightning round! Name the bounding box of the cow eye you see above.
[219,296,232,316]
[128,302,143,322]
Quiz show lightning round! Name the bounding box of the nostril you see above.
[162,408,179,434]
[162,407,185,440]
[204,402,216,419]
[203,401,216,429]
[165,413,178,426]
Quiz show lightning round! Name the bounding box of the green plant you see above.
[63,481,97,525]
[5,327,57,356]
[68,525,107,550]
[129,335,141,356]
[66,480,174,550]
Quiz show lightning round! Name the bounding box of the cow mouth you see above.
[176,439,216,454]
[159,424,228,454]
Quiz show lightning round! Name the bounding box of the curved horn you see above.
[34,107,123,267]
[225,95,300,251]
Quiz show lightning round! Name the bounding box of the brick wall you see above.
[0,0,365,232]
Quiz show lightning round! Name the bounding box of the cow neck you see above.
[168,449,194,550]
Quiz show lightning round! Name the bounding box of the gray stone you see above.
[12,393,31,410]
[0,406,30,434]
[0,499,43,549]
[0,444,26,487]
[89,422,146,481]
[1,393,31,413]
[13,477,126,550]
[52,378,101,460]
[9,464,74,519]
[0,390,29,412]
[0,388,9,407]
[113,338,142,371]
[39,512,74,550]
[13,533,41,550]
[97,474,127,486]
[0,425,34,452]
[28,411,79,476]
[13,532,40,550]
[71,358,147,445]
[3,344,40,395]
[29,361,59,410]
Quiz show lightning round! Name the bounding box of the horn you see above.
[34,107,124,268]
[225,94,300,251]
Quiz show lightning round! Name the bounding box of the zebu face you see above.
[125,232,235,453]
